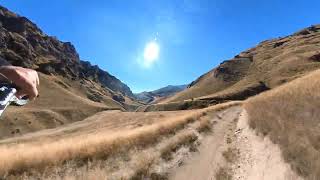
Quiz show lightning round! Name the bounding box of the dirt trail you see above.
[169,106,241,180]
[170,106,301,180]
[232,109,301,180]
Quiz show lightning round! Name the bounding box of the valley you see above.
[0,4,318,180]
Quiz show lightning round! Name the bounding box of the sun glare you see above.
[143,42,160,63]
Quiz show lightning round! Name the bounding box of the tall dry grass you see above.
[0,101,241,178]
[244,69,320,179]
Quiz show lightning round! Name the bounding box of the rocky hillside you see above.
[165,24,320,103]
[0,5,141,138]
[0,5,133,99]
[135,85,187,104]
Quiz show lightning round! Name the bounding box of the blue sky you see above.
[1,0,320,93]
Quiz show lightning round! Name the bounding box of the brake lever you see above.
[0,83,29,116]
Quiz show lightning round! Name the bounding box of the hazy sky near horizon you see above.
[1,0,320,93]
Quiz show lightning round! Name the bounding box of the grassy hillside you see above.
[244,69,320,179]
[0,73,125,139]
[136,99,211,112]
[166,24,320,103]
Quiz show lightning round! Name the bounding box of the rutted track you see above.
[169,106,242,180]
[169,106,301,180]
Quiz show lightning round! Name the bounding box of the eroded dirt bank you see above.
[232,110,301,180]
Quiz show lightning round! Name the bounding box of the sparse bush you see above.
[216,167,232,180]
[181,101,192,110]
[186,116,196,123]
[197,118,212,133]
[160,132,197,161]
[222,148,238,163]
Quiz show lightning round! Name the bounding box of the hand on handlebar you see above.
[0,66,39,100]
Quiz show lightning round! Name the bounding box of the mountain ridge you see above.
[0,5,134,99]
[163,24,320,103]
[135,84,187,104]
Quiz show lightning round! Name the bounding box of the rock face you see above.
[135,85,187,104]
[188,57,252,88]
[0,5,134,98]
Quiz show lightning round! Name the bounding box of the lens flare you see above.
[143,42,160,63]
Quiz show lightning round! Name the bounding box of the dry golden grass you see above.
[160,131,198,161]
[196,116,213,133]
[0,101,241,179]
[0,114,199,176]
[244,69,320,179]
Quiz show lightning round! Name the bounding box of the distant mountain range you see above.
[135,85,187,104]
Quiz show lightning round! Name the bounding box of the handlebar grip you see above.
[0,83,17,116]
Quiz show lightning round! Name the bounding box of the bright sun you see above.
[143,42,160,63]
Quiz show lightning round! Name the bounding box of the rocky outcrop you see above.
[80,61,133,97]
[188,57,252,89]
[0,5,134,98]
[213,57,252,82]
[199,82,270,102]
[310,52,320,62]
[294,25,320,36]
[112,94,125,103]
